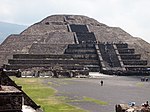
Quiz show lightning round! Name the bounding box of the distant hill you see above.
[0,22,27,43]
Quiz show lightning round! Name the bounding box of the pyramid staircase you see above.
[116,43,150,75]
[5,24,100,72]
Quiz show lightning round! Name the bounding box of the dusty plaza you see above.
[44,73,150,112]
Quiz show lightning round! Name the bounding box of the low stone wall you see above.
[13,54,72,59]
[65,48,96,54]
[117,48,134,54]
[68,44,95,48]
[0,70,40,109]
[123,60,147,65]
[115,43,128,48]
[71,54,98,59]
[8,59,99,65]
[0,92,22,112]
[120,54,141,60]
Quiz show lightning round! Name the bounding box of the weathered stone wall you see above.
[71,54,98,59]
[8,59,99,65]
[13,54,73,59]
[65,48,96,54]
[41,15,65,23]
[21,24,68,35]
[46,32,75,44]
[127,38,150,65]
[120,54,141,60]
[65,15,106,26]
[0,34,48,52]
[89,25,122,43]
[0,51,13,66]
[0,71,40,109]
[29,43,68,54]
[123,60,147,65]
[108,27,132,41]
[0,93,22,111]
[0,34,48,66]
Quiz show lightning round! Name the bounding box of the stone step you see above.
[68,44,95,48]
[6,64,100,72]
[13,54,98,60]
[71,54,98,59]
[65,49,96,54]
[5,64,84,70]
[120,54,141,60]
[8,59,99,65]
[13,54,73,59]
[124,65,150,67]
[117,48,135,54]
[115,43,128,48]
[76,32,96,44]
[69,24,89,33]
[123,60,147,65]
[125,66,150,71]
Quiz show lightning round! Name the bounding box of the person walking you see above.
[100,80,104,86]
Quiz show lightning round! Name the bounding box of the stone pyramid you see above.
[1,15,150,75]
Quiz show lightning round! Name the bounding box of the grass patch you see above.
[83,97,108,105]
[11,77,86,112]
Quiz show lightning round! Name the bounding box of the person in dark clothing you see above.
[100,80,104,86]
[16,70,21,78]
[144,101,149,107]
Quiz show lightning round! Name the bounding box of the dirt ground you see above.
[43,73,150,112]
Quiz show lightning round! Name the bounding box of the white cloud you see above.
[0,0,150,42]
[0,1,14,21]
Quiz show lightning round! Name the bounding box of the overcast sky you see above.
[0,0,150,43]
